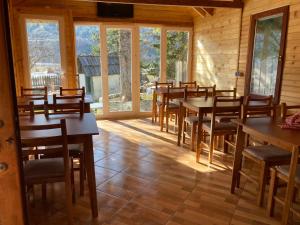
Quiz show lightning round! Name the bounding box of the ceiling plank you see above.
[79,0,244,8]
[193,7,206,17]
[203,8,214,16]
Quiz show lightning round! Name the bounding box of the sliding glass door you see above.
[74,23,192,118]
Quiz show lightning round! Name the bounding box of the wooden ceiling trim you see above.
[193,7,206,17]
[77,0,244,8]
[202,8,214,16]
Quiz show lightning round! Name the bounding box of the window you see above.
[166,30,189,83]
[75,24,103,115]
[25,19,62,94]
[139,27,161,112]
[246,6,289,103]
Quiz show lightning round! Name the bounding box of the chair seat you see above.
[202,121,237,133]
[244,145,291,161]
[215,115,238,123]
[185,115,211,124]
[167,103,180,109]
[24,158,65,184]
[276,165,300,184]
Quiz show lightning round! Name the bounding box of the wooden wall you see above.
[192,0,300,104]
[192,8,241,90]
[10,0,194,94]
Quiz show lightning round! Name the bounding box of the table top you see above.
[17,94,94,106]
[235,117,300,149]
[154,87,197,94]
[19,113,99,139]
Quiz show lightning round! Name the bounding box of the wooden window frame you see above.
[244,6,289,104]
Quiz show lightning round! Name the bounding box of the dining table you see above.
[17,94,94,113]
[152,87,198,131]
[231,117,300,225]
[19,112,99,218]
[177,96,241,161]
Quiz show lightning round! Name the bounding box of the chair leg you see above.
[257,162,268,206]
[224,134,229,154]
[190,123,197,151]
[166,111,169,133]
[79,154,85,196]
[42,184,47,202]
[70,160,76,203]
[183,122,186,144]
[65,172,74,225]
[267,168,278,217]
[209,134,214,164]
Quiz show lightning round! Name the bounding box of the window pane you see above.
[250,14,283,96]
[166,31,189,84]
[140,27,161,112]
[26,19,62,94]
[75,25,103,115]
[107,28,132,112]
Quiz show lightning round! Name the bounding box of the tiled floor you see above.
[27,118,296,225]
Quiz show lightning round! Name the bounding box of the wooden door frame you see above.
[244,6,289,104]
[0,0,27,224]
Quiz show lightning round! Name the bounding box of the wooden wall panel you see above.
[192,8,241,89]
[192,0,300,105]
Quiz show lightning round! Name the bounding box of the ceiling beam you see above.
[193,7,206,17]
[202,8,214,16]
[83,0,244,8]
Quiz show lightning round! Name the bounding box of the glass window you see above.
[139,27,161,112]
[166,31,189,84]
[75,25,103,115]
[25,19,62,94]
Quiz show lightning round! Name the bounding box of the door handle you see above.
[5,137,14,144]
[278,55,282,62]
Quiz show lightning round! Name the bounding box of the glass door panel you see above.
[25,19,62,94]
[250,14,283,96]
[139,27,161,112]
[166,31,189,84]
[106,28,132,112]
[75,25,103,115]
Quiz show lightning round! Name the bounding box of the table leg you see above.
[160,95,166,132]
[231,124,245,193]
[84,103,91,113]
[196,110,203,162]
[152,92,157,123]
[177,102,185,146]
[84,135,98,217]
[281,147,299,225]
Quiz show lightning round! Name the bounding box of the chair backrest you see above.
[20,119,69,164]
[211,96,242,128]
[184,86,208,100]
[21,86,47,100]
[213,87,237,98]
[198,85,216,96]
[59,86,85,97]
[155,81,173,90]
[45,94,84,117]
[166,86,185,106]
[242,95,275,121]
[17,101,34,118]
[281,103,300,119]
[179,81,197,88]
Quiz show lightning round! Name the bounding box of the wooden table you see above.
[231,117,300,225]
[17,95,94,113]
[177,97,241,161]
[20,113,99,218]
[153,87,197,131]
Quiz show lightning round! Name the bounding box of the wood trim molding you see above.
[244,6,289,104]
[78,0,244,8]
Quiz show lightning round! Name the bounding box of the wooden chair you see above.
[199,96,243,164]
[17,101,34,118]
[152,81,174,123]
[165,86,185,133]
[197,85,216,97]
[60,86,85,97]
[182,87,209,151]
[213,87,237,98]
[236,96,291,207]
[21,86,47,100]
[179,81,197,88]
[20,119,73,225]
[266,103,300,219]
[45,97,85,196]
